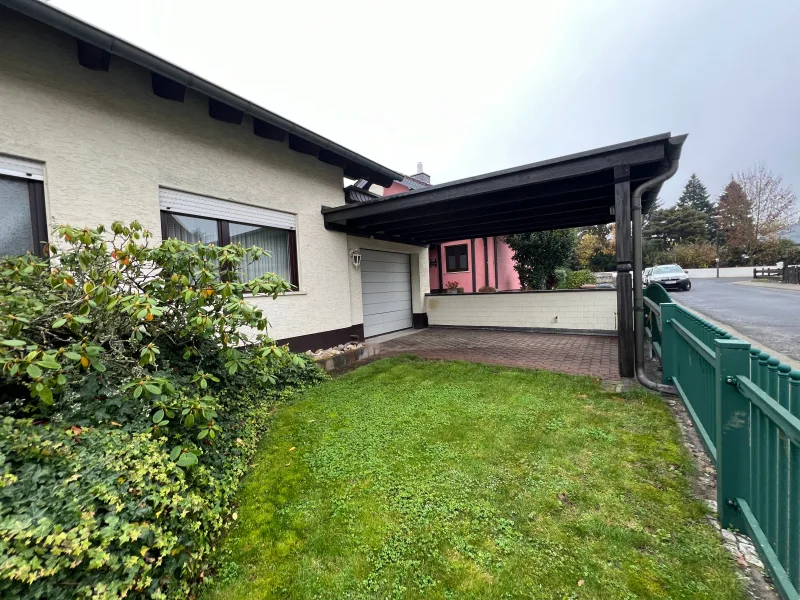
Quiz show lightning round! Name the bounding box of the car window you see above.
[654,265,684,274]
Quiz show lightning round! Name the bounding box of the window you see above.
[445,244,469,272]
[161,212,298,288]
[159,189,298,289]
[654,265,684,275]
[0,174,47,258]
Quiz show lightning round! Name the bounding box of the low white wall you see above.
[425,290,617,332]
[595,266,777,281]
[683,266,774,279]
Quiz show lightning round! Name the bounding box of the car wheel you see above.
[683,281,691,291]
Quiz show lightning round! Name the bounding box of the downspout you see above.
[632,162,680,395]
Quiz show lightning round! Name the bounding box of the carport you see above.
[323,133,687,378]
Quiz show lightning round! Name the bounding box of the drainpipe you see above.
[632,161,680,395]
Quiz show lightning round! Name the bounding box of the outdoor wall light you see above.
[350,248,362,268]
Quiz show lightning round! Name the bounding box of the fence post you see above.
[661,303,678,385]
[715,338,751,532]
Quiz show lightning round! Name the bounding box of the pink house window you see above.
[445,244,469,272]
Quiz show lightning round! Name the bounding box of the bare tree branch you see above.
[736,162,798,243]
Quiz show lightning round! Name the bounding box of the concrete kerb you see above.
[732,280,800,293]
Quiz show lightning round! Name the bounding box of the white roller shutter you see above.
[0,154,43,180]
[159,188,296,230]
[361,250,413,338]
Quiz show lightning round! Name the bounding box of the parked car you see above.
[648,264,692,291]
[643,267,653,286]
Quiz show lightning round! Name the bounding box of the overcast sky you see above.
[52,0,800,205]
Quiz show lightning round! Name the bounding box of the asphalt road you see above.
[674,278,800,361]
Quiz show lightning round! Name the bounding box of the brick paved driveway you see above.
[374,328,618,378]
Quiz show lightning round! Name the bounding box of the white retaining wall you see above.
[682,266,774,279]
[425,290,617,332]
[595,266,777,281]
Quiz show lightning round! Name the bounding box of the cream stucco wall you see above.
[426,290,617,332]
[0,9,425,344]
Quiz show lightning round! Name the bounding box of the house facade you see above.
[355,165,521,293]
[0,0,429,350]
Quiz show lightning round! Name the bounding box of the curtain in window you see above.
[163,213,219,244]
[229,223,290,283]
[0,176,34,257]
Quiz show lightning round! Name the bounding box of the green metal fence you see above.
[643,283,671,360]
[647,283,800,599]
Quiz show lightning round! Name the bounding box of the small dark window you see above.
[0,175,47,258]
[445,244,469,272]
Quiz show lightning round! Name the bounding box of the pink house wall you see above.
[430,237,520,292]
[495,238,520,291]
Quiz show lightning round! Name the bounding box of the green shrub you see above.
[556,269,596,289]
[554,268,568,289]
[0,222,326,598]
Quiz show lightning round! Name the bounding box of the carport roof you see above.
[323,133,687,246]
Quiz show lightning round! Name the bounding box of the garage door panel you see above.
[363,299,412,316]
[360,270,411,284]
[361,263,410,274]
[361,250,414,338]
[361,250,408,264]
[362,281,412,295]
[362,291,412,306]
[363,309,413,327]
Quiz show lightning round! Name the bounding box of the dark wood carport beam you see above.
[375,193,612,233]
[614,164,634,378]
[421,214,615,244]
[344,170,661,230]
[345,178,614,227]
[324,144,665,226]
[379,204,612,238]
[324,222,426,247]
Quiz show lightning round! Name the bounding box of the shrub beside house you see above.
[0,222,326,599]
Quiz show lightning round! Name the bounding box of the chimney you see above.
[412,161,431,185]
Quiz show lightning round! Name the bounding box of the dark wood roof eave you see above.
[323,133,687,245]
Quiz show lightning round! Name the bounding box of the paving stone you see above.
[374,328,618,378]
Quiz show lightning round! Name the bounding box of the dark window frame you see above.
[445,243,469,273]
[0,174,47,258]
[160,210,299,290]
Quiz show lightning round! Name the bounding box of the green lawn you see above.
[205,356,743,599]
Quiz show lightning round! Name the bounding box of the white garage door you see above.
[361,249,413,338]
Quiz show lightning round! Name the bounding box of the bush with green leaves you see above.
[554,269,596,289]
[564,269,596,289]
[504,230,577,290]
[0,222,326,598]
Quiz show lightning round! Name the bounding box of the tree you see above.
[643,196,663,229]
[716,179,752,250]
[736,162,798,242]
[579,224,612,239]
[576,225,615,271]
[676,174,714,239]
[643,206,709,247]
[676,173,714,214]
[504,229,577,290]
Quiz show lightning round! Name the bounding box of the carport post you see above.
[614,164,634,378]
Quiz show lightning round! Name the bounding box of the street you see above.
[674,278,800,361]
